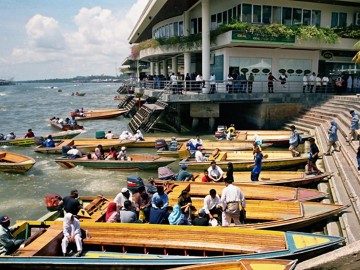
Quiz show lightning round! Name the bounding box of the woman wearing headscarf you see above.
[92,147,102,160]
[325,119,340,155]
[61,213,82,257]
[105,202,120,223]
[168,205,190,225]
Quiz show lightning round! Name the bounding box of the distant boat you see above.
[0,79,15,86]
[75,92,86,96]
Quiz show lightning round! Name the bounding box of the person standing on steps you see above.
[289,125,301,157]
[347,110,359,144]
[325,120,341,155]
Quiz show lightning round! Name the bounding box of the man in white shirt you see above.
[322,75,329,93]
[207,161,224,182]
[202,189,221,223]
[220,178,246,227]
[67,146,83,159]
[170,73,177,94]
[308,72,316,93]
[105,131,114,139]
[195,147,207,162]
[302,74,308,93]
[113,188,133,209]
[315,74,322,93]
[209,74,216,94]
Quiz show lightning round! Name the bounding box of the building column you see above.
[202,0,210,87]
[150,62,154,76]
[172,56,178,74]
[184,10,190,36]
[162,60,167,76]
[209,117,215,131]
[155,62,160,75]
[184,52,191,77]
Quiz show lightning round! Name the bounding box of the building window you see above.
[179,21,183,36]
[173,22,178,36]
[233,7,237,21]
[282,7,292,25]
[165,24,170,38]
[211,14,217,30]
[237,5,242,21]
[263,6,272,24]
[303,10,311,25]
[293,8,302,25]
[331,12,347,27]
[273,6,282,24]
[217,13,222,25]
[191,18,197,34]
[242,4,252,23]
[198,17,202,33]
[223,11,228,25]
[311,10,321,27]
[253,5,262,23]
[228,9,233,23]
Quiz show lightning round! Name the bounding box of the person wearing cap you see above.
[307,138,322,175]
[4,132,16,140]
[133,186,152,222]
[207,161,224,182]
[176,164,194,181]
[347,110,359,144]
[220,178,246,226]
[61,190,82,216]
[61,213,82,257]
[117,146,128,160]
[169,137,178,151]
[67,145,83,159]
[202,189,222,224]
[193,209,209,226]
[120,200,138,223]
[195,146,207,162]
[24,129,35,138]
[0,215,24,255]
[289,125,301,157]
[178,190,192,219]
[134,130,144,141]
[104,130,114,139]
[113,188,133,209]
[151,186,169,210]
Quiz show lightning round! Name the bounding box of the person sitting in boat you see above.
[4,132,16,140]
[120,200,138,223]
[92,147,103,160]
[119,131,132,140]
[134,130,144,141]
[24,129,35,138]
[145,177,157,195]
[69,116,78,130]
[151,186,169,210]
[117,146,128,160]
[105,147,118,160]
[67,145,83,159]
[193,209,209,226]
[44,135,55,147]
[133,186,152,222]
[247,147,264,182]
[226,130,232,141]
[176,164,194,181]
[61,213,82,257]
[168,205,190,225]
[224,162,234,183]
[104,130,114,139]
[202,189,222,225]
[0,215,24,255]
[201,170,211,182]
[71,92,75,96]
[114,188,133,210]
[0,134,4,140]
[169,137,178,151]
[207,161,224,182]
[226,124,236,136]
[195,146,207,162]
[178,190,192,219]
[59,189,82,216]
[149,199,170,224]
[105,202,120,223]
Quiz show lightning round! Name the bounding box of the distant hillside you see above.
[19,75,130,83]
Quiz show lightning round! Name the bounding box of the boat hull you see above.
[75,109,127,121]
[0,151,36,173]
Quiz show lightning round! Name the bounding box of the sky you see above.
[0,0,148,80]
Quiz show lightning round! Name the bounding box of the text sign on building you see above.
[232,30,295,44]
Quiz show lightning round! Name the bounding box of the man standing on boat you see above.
[61,189,82,216]
[220,179,246,226]
[289,125,301,157]
[0,215,24,255]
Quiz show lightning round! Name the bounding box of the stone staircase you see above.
[284,95,360,244]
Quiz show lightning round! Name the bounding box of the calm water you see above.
[0,83,180,222]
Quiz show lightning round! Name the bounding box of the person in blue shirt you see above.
[289,125,300,157]
[176,164,194,181]
[151,186,168,210]
[325,119,340,155]
[308,138,322,175]
[347,110,359,144]
[44,135,55,147]
[247,147,264,181]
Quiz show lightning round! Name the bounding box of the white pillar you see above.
[162,60,167,76]
[184,52,191,77]
[155,62,160,75]
[172,56,178,74]
[184,11,190,36]
[202,0,210,88]
[150,62,154,76]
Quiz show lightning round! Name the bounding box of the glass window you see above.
[169,23,174,37]
[179,21,183,36]
[217,13,222,24]
[191,18,197,34]
[339,12,347,27]
[242,4,252,23]
[228,9,233,23]
[161,26,165,37]
[165,24,170,37]
[331,12,338,27]
[273,6,282,24]
[198,18,202,33]
[173,22,178,36]
[233,7,237,21]
[282,7,292,25]
[311,10,321,27]
[211,14,217,30]
[263,6,272,24]
[303,10,311,25]
[253,5,262,23]
[223,11,228,24]
[237,5,242,21]
[293,8,302,25]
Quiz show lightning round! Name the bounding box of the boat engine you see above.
[155,139,167,150]
[45,194,62,211]
[127,176,144,194]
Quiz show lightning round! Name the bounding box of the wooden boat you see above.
[75,92,86,96]
[127,137,190,148]
[159,181,326,202]
[179,151,308,171]
[0,151,36,173]
[157,142,272,159]
[49,120,84,131]
[33,139,133,154]
[192,171,331,187]
[55,154,176,170]
[74,109,128,121]
[169,259,297,270]
[1,221,343,269]
[0,130,82,147]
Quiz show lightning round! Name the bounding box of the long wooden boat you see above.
[33,139,133,154]
[192,171,331,187]
[49,120,84,131]
[169,259,297,270]
[179,151,308,171]
[0,151,36,173]
[159,181,326,202]
[75,92,86,96]
[55,154,176,170]
[0,222,343,270]
[74,109,128,121]
[127,136,190,148]
[0,130,83,147]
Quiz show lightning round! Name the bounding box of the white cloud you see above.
[2,0,149,79]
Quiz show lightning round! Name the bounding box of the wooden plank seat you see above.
[82,224,286,254]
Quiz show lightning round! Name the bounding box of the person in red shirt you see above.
[267,72,278,93]
[24,129,35,138]
[202,170,211,182]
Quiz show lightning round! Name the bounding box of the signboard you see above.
[232,30,295,44]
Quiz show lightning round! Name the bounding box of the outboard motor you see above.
[127,176,144,194]
[214,130,226,140]
[61,146,71,157]
[34,136,45,146]
[45,194,62,211]
[155,139,167,149]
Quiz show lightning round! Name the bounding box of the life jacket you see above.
[45,194,62,211]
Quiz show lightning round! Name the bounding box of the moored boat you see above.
[179,151,308,171]
[0,151,36,173]
[127,137,190,148]
[74,109,128,121]
[55,154,176,170]
[0,222,343,270]
[49,120,84,131]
